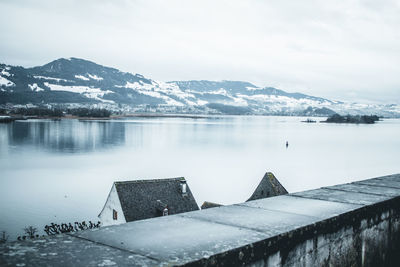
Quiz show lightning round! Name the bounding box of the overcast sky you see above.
[1,0,399,103]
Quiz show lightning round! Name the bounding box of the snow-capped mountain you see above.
[1,58,399,116]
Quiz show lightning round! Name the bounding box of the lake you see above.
[1,116,399,240]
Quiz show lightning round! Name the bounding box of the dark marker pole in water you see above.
[286,141,289,148]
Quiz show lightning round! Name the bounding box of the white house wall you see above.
[98,183,126,227]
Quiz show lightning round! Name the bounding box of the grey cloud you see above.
[0,0,399,103]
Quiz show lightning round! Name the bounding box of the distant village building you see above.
[99,177,199,226]
[201,172,288,209]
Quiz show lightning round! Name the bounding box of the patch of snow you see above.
[140,91,162,98]
[210,88,228,96]
[120,81,184,106]
[88,74,103,81]
[139,90,184,106]
[197,100,208,105]
[123,81,153,91]
[32,240,46,243]
[28,83,45,92]
[186,87,229,97]
[34,76,71,82]
[237,93,322,108]
[231,96,248,106]
[238,94,271,102]
[1,68,11,77]
[246,86,262,91]
[98,259,116,266]
[45,82,115,103]
[234,93,331,112]
[116,80,213,106]
[154,81,195,99]
[0,76,15,87]
[75,75,90,81]
[184,99,198,106]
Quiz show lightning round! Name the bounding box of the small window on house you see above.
[113,209,118,220]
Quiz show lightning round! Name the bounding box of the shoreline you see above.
[0,113,213,121]
[1,113,399,122]
[120,113,209,119]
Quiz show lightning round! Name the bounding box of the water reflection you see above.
[5,120,126,153]
[1,117,246,154]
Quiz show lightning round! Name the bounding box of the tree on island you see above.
[68,108,111,118]
[12,107,64,117]
[325,114,380,124]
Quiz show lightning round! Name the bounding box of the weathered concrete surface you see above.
[0,234,158,267]
[357,178,400,189]
[325,183,400,197]
[239,195,361,219]
[74,215,269,264]
[363,173,400,183]
[1,173,400,266]
[292,187,391,205]
[180,204,320,235]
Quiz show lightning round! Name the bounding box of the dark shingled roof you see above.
[115,177,199,222]
[201,172,288,209]
[247,172,288,201]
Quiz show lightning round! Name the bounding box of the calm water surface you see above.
[1,116,399,239]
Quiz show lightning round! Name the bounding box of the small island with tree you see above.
[323,114,380,124]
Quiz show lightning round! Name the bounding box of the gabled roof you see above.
[114,177,199,222]
[200,172,288,209]
[247,172,288,201]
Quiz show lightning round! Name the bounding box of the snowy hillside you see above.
[0,58,399,116]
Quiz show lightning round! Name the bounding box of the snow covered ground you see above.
[45,83,115,103]
[0,76,14,87]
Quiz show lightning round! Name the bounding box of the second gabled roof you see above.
[247,172,288,201]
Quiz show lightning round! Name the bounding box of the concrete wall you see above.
[248,202,400,267]
[1,174,400,267]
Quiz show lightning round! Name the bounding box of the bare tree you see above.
[0,231,8,244]
[23,226,37,239]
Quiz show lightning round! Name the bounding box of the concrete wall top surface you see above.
[1,173,400,266]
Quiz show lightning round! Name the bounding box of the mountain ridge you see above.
[1,58,399,117]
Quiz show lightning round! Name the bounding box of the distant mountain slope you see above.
[0,58,165,105]
[172,80,334,103]
[1,58,399,116]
